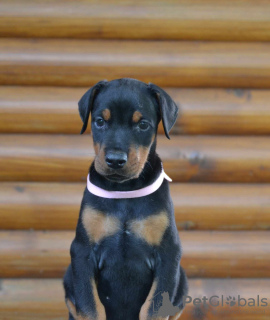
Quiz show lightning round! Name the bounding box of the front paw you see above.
[66,298,106,320]
[139,305,169,320]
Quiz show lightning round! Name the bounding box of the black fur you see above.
[63,78,188,320]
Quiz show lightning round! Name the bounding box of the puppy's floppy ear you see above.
[78,80,108,134]
[148,83,179,139]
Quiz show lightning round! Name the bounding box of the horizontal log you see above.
[1,182,270,231]
[181,231,270,278]
[2,87,270,135]
[1,0,270,41]
[0,183,84,230]
[0,278,269,319]
[1,134,270,183]
[1,39,270,88]
[0,86,84,134]
[0,231,269,278]
[0,279,66,320]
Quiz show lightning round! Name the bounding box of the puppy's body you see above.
[64,79,188,320]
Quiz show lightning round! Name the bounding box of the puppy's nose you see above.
[105,151,127,169]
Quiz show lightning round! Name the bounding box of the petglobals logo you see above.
[183,295,268,308]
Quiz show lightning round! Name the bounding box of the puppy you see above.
[63,78,188,320]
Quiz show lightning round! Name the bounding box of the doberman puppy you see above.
[63,78,188,320]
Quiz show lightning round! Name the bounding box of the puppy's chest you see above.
[81,206,169,246]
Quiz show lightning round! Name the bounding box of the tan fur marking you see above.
[94,143,100,156]
[66,299,90,320]
[169,310,183,320]
[82,207,121,243]
[126,140,154,178]
[127,145,138,166]
[139,281,158,320]
[138,146,149,172]
[94,147,107,175]
[91,278,106,319]
[66,283,106,320]
[130,211,169,245]
[132,111,143,123]
[66,299,77,319]
[102,108,111,121]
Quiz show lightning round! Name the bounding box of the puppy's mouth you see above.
[94,156,143,183]
[104,172,131,183]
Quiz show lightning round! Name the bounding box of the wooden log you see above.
[2,87,270,135]
[0,279,66,320]
[0,86,84,134]
[180,231,270,278]
[1,182,270,231]
[0,231,269,278]
[0,278,269,319]
[1,0,270,41]
[0,231,72,278]
[171,184,270,230]
[1,134,270,183]
[167,88,270,135]
[1,39,270,88]
[0,183,84,230]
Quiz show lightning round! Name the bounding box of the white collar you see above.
[87,165,172,199]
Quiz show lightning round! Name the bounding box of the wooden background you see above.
[0,1,270,319]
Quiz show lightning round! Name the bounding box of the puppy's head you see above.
[78,78,178,183]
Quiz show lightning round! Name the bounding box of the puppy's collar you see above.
[87,165,172,199]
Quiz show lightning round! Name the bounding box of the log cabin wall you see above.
[0,1,270,319]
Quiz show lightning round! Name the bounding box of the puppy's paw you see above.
[66,298,106,320]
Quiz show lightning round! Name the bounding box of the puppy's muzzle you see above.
[105,151,127,169]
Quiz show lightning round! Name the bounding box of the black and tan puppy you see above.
[63,78,188,320]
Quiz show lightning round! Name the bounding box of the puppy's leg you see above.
[139,253,187,320]
[64,265,77,320]
[169,266,188,319]
[168,311,182,320]
[69,240,106,320]
[65,299,77,320]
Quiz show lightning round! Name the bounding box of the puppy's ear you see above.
[148,83,179,139]
[78,80,108,134]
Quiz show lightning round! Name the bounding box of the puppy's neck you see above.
[89,146,162,192]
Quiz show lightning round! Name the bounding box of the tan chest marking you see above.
[130,211,169,246]
[82,207,121,243]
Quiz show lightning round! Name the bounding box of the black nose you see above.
[105,151,127,169]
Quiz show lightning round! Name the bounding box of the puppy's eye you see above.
[95,118,105,128]
[138,120,150,131]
